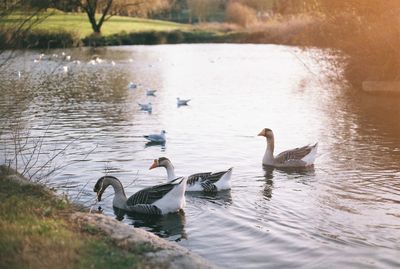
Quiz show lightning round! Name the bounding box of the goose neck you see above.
[164,163,176,181]
[106,177,127,208]
[266,136,275,156]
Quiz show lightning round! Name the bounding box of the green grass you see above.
[0,172,151,269]
[2,10,189,38]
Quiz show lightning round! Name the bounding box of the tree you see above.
[0,0,53,62]
[65,0,169,34]
[187,0,222,23]
[76,0,114,34]
[309,0,400,85]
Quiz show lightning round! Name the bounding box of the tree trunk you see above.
[82,0,113,34]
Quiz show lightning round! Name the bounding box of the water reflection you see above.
[113,207,187,241]
[145,141,166,151]
[187,190,233,206]
[2,45,400,269]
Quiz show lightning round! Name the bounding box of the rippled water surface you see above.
[1,44,400,269]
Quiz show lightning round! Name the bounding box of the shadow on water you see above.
[145,141,166,151]
[263,165,315,178]
[186,190,233,206]
[113,207,187,241]
[262,165,316,198]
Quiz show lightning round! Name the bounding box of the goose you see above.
[149,157,233,192]
[94,175,187,215]
[138,102,152,112]
[258,128,318,168]
[146,89,157,96]
[177,98,190,106]
[144,130,166,143]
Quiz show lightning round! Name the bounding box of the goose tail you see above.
[302,143,318,166]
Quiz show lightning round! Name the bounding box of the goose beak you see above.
[257,130,265,137]
[149,159,159,170]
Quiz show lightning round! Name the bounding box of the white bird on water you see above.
[128,82,137,89]
[62,66,69,73]
[144,130,166,143]
[177,98,190,106]
[146,89,157,96]
[138,102,152,112]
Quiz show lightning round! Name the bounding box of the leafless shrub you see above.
[226,2,258,27]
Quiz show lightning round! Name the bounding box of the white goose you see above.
[149,157,233,192]
[258,128,318,168]
[93,175,187,215]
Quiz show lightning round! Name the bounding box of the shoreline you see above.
[0,164,220,269]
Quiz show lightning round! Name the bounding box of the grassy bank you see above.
[0,166,152,269]
[3,10,187,38]
[0,10,317,49]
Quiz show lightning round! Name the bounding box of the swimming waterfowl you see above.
[128,82,137,89]
[93,175,187,215]
[149,157,232,192]
[138,102,152,112]
[177,98,190,106]
[258,128,318,168]
[144,130,166,143]
[146,89,157,96]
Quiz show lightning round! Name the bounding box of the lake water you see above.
[1,44,399,269]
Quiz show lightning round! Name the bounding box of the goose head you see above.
[93,176,114,201]
[149,157,172,170]
[257,128,274,139]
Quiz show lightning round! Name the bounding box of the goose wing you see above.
[127,178,183,206]
[187,172,212,186]
[187,170,229,186]
[274,145,314,164]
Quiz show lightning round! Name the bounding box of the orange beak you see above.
[149,159,158,170]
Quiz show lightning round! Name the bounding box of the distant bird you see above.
[111,60,116,66]
[146,89,157,96]
[93,175,187,215]
[128,82,137,89]
[177,98,190,106]
[66,55,71,61]
[17,71,21,79]
[149,157,233,192]
[144,130,166,143]
[138,102,152,112]
[257,128,318,168]
[62,66,69,73]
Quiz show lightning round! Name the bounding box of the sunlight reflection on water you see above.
[1,44,400,269]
